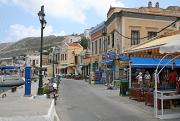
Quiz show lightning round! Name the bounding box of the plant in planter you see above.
[43,85,50,95]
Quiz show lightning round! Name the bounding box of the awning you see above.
[0,66,20,69]
[116,55,129,61]
[130,57,180,68]
[125,34,180,53]
[160,37,180,54]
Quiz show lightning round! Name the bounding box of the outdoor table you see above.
[144,90,171,108]
[156,90,180,119]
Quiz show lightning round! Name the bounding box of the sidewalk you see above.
[87,81,180,121]
[0,76,60,121]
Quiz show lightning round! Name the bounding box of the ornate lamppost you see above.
[37,5,46,95]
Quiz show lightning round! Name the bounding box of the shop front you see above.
[124,34,180,119]
[101,50,116,85]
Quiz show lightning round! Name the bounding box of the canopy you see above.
[131,57,180,68]
[0,66,20,69]
[160,38,180,54]
[125,34,180,55]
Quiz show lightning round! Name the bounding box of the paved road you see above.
[55,79,178,121]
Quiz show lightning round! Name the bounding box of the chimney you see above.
[148,1,152,8]
[155,2,160,8]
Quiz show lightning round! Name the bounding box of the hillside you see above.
[0,43,13,51]
[0,35,65,58]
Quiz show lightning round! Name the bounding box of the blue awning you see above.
[130,57,180,68]
[0,66,20,69]
[117,55,180,68]
[116,55,129,61]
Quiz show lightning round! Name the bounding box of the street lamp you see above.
[37,5,47,95]
[102,26,107,84]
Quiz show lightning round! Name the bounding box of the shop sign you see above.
[102,50,116,61]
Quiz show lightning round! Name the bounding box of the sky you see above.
[0,0,179,43]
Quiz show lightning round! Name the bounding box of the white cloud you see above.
[3,24,65,43]
[0,0,124,24]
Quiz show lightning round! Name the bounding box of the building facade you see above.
[88,2,180,84]
[47,42,83,76]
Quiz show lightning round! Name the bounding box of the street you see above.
[55,79,159,121]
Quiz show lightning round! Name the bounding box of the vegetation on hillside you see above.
[0,35,65,58]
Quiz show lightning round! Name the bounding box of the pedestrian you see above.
[168,70,177,89]
[144,71,151,88]
[53,82,57,93]
[136,72,143,88]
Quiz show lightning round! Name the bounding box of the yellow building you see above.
[47,43,83,76]
[58,42,83,75]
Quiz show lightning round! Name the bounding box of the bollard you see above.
[11,87,17,92]
[24,66,31,96]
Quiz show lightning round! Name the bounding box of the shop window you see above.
[131,30,140,45]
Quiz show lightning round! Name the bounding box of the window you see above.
[108,36,110,45]
[75,56,78,64]
[95,40,98,54]
[61,54,63,61]
[58,53,60,61]
[81,56,83,63]
[104,38,107,52]
[33,60,35,66]
[92,42,94,55]
[56,54,58,61]
[99,38,102,53]
[65,54,67,60]
[148,31,157,40]
[36,60,38,64]
[131,30,140,45]
[111,32,114,48]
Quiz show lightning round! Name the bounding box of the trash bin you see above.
[119,79,129,96]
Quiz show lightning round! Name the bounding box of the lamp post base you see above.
[37,87,44,95]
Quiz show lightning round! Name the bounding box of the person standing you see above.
[144,71,151,88]
[136,72,143,88]
[168,70,177,89]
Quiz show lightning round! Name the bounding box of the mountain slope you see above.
[0,35,65,58]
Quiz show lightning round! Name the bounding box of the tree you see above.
[80,36,89,49]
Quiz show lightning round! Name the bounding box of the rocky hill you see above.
[0,35,65,58]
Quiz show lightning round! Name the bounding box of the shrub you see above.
[43,85,49,94]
